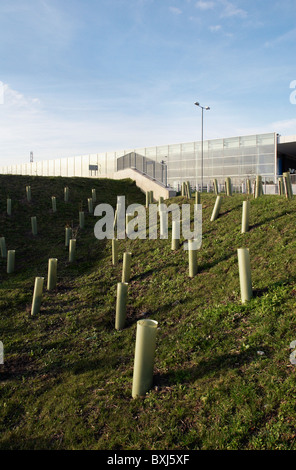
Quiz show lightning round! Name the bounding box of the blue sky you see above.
[0,0,296,166]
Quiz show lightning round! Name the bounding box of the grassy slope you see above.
[1,174,296,450]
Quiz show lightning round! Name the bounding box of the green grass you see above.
[1,174,296,450]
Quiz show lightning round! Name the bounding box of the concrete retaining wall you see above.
[111,168,176,201]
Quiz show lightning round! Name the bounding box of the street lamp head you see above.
[194,102,210,110]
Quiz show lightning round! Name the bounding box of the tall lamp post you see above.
[194,102,210,192]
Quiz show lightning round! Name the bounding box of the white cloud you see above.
[195,1,247,20]
[219,0,247,18]
[0,83,199,165]
[209,25,222,32]
[264,28,296,48]
[269,118,296,135]
[169,6,182,15]
[2,83,41,109]
[195,1,215,10]
[0,81,4,104]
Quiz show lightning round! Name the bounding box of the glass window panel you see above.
[223,156,241,166]
[55,159,61,177]
[209,151,224,159]
[258,164,274,175]
[68,158,75,177]
[106,152,116,174]
[259,144,275,155]
[194,141,202,152]
[242,155,256,165]
[223,166,240,176]
[257,133,275,146]
[145,147,157,158]
[134,148,145,156]
[224,137,239,148]
[60,158,67,176]
[208,139,223,150]
[240,135,257,147]
[89,154,97,165]
[168,168,183,175]
[48,160,54,176]
[156,145,169,159]
[43,160,48,176]
[37,161,42,176]
[168,144,181,160]
[168,161,182,170]
[116,150,128,158]
[258,154,274,165]
[181,143,195,152]
[97,154,106,175]
[242,148,257,158]
[81,156,89,177]
[241,165,257,175]
[74,156,82,177]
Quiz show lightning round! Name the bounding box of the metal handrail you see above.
[116,152,168,187]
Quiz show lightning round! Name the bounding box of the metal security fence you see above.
[117,152,168,187]
[177,175,295,195]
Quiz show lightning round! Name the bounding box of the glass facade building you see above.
[161,132,277,190]
[0,132,278,190]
